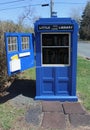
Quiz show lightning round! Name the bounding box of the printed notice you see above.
[10,59,21,72]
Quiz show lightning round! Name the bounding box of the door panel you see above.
[5,33,34,76]
[42,67,55,95]
[55,66,70,95]
[41,67,70,95]
[55,67,70,95]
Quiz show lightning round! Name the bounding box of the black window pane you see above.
[42,33,70,65]
[42,48,69,65]
[42,34,69,46]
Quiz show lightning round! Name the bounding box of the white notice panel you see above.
[10,59,21,72]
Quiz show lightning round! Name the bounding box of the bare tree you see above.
[69,8,82,25]
[18,6,37,25]
[18,5,40,28]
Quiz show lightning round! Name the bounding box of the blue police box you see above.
[34,17,78,101]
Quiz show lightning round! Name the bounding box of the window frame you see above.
[21,36,30,50]
[41,32,71,66]
[8,36,18,52]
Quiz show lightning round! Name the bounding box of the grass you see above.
[18,67,36,80]
[77,57,90,111]
[0,68,36,130]
[0,102,25,130]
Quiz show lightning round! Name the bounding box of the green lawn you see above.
[19,67,36,80]
[0,103,25,130]
[77,57,90,111]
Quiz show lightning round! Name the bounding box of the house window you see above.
[42,33,70,66]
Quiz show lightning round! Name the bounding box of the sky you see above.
[0,0,89,25]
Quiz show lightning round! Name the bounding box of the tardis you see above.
[5,17,78,101]
[34,17,78,101]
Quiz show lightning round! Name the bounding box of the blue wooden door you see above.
[42,33,71,95]
[5,32,34,76]
[40,67,71,96]
[36,33,72,99]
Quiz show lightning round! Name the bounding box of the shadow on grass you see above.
[0,79,36,104]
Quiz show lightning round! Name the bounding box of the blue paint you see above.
[34,17,78,101]
[5,32,34,76]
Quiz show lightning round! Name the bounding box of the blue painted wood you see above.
[35,17,78,101]
[5,32,34,76]
[35,95,78,101]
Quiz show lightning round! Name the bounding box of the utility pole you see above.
[50,0,54,17]
[42,0,54,17]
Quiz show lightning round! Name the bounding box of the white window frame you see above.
[8,37,18,52]
[21,36,30,50]
[41,32,71,67]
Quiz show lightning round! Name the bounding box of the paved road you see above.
[78,41,90,58]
